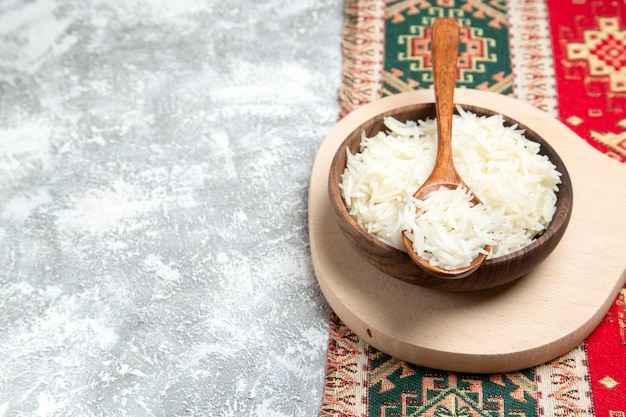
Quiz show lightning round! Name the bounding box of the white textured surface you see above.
[0,0,342,415]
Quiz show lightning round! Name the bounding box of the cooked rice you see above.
[339,107,562,266]
[403,186,502,270]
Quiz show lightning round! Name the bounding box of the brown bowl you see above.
[328,102,573,292]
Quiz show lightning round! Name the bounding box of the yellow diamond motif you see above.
[600,376,619,389]
[567,116,584,126]
[566,17,626,92]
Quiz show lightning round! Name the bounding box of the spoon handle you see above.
[432,18,460,179]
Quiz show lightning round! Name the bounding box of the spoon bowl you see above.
[401,185,491,279]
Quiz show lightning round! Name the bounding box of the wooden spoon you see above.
[402,18,491,279]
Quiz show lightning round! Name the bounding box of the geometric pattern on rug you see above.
[585,288,626,417]
[383,0,512,95]
[507,0,559,116]
[535,344,595,417]
[320,311,369,417]
[369,352,536,416]
[339,0,386,117]
[547,0,626,162]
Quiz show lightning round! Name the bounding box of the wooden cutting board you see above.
[309,89,626,373]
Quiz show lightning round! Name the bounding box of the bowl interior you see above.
[328,102,573,292]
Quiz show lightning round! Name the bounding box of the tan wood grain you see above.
[309,89,626,373]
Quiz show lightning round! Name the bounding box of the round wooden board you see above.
[309,89,626,373]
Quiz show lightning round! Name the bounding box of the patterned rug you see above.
[322,1,626,416]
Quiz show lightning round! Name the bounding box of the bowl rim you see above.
[328,101,573,282]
